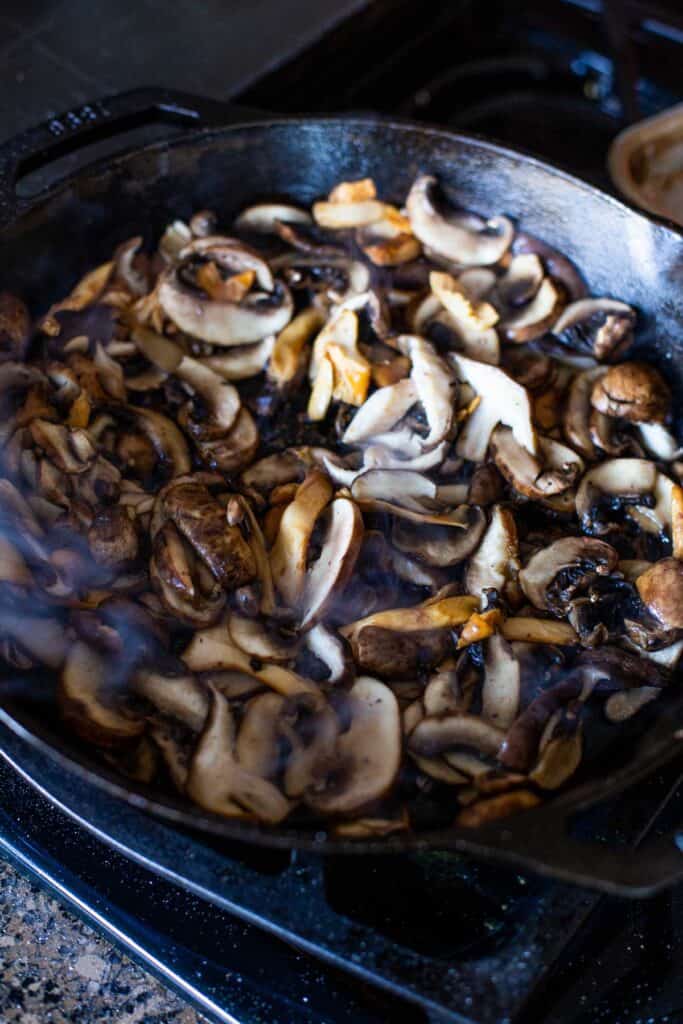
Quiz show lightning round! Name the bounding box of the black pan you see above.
[1,87,683,896]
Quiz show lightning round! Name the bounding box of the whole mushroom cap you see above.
[591,362,670,423]
[636,557,683,629]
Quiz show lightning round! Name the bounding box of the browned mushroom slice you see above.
[279,694,340,799]
[194,407,260,475]
[176,356,241,438]
[60,642,144,748]
[590,361,670,425]
[357,212,421,266]
[186,687,292,822]
[270,470,333,606]
[512,233,588,301]
[392,505,486,567]
[491,427,582,498]
[450,354,537,461]
[130,406,192,479]
[30,419,96,475]
[301,498,364,627]
[333,808,410,837]
[575,458,657,534]
[160,479,256,591]
[241,451,307,498]
[499,277,564,344]
[636,558,683,630]
[465,504,520,606]
[182,626,318,697]
[519,536,619,612]
[456,789,541,827]
[305,678,401,816]
[406,175,513,266]
[501,617,578,645]
[552,298,636,361]
[482,634,520,729]
[267,308,324,388]
[351,468,440,512]
[150,523,226,627]
[341,594,478,676]
[0,610,67,669]
[132,666,209,733]
[149,721,192,790]
[87,507,139,568]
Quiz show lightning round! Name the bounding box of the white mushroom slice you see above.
[180,236,274,290]
[305,677,401,816]
[270,471,332,606]
[186,688,292,823]
[450,354,536,460]
[575,458,658,532]
[176,356,241,435]
[132,668,209,733]
[202,336,275,380]
[423,665,462,716]
[235,692,287,779]
[499,277,563,343]
[397,335,456,450]
[482,634,520,729]
[301,497,364,626]
[628,637,683,669]
[307,353,334,421]
[406,175,514,266]
[465,504,520,607]
[234,203,312,234]
[412,292,500,365]
[351,468,438,512]
[491,428,582,498]
[637,422,682,461]
[312,199,385,229]
[563,366,607,459]
[304,623,353,685]
[342,378,418,444]
[182,628,317,697]
[227,613,296,663]
[159,220,193,262]
[519,537,619,611]
[362,440,449,473]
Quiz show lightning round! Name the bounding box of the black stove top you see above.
[3,1,683,1022]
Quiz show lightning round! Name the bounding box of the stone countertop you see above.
[0,858,204,1024]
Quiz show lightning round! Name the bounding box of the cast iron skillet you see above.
[1,88,683,896]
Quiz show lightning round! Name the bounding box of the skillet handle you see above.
[0,87,263,226]
[476,779,683,898]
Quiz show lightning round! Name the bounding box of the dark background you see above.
[0,0,367,141]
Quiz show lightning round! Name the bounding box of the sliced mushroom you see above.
[576,458,657,535]
[303,623,354,685]
[406,175,513,267]
[552,298,636,361]
[182,626,318,697]
[268,308,324,388]
[409,713,504,780]
[60,642,144,747]
[270,470,332,606]
[591,361,670,424]
[201,336,275,380]
[604,686,659,723]
[482,634,520,729]
[465,504,520,606]
[636,558,683,630]
[186,687,292,822]
[501,617,578,645]
[519,536,619,612]
[301,497,364,626]
[132,665,209,732]
[491,427,582,498]
[342,378,417,445]
[305,677,401,816]
[499,277,564,344]
[159,243,293,346]
[450,354,536,460]
[563,366,608,459]
[227,613,296,663]
[397,334,456,449]
[392,505,486,567]
[234,203,312,234]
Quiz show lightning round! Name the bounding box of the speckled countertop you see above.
[0,858,204,1024]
